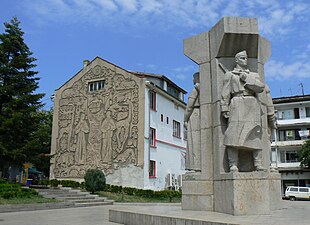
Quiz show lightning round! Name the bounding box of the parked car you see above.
[285,186,310,201]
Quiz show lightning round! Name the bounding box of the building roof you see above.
[132,71,187,94]
[56,56,187,95]
[273,94,310,104]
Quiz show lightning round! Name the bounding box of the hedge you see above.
[103,184,181,201]
[0,184,38,199]
[39,179,81,188]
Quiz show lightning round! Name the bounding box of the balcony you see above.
[271,140,305,147]
[277,162,301,168]
[277,118,310,127]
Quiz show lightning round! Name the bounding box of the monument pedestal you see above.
[182,172,213,211]
[214,172,281,215]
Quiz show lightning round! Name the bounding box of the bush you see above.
[135,189,155,198]
[60,180,80,188]
[123,187,136,195]
[154,190,181,201]
[80,182,85,189]
[0,184,39,199]
[84,169,106,194]
[49,179,59,187]
[106,184,122,193]
[101,184,181,202]
[39,179,50,186]
[0,178,8,184]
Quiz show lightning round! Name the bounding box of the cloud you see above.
[22,0,310,37]
[265,59,310,81]
[171,65,196,81]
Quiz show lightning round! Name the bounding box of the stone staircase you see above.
[34,187,114,207]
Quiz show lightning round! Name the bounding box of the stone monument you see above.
[184,72,201,172]
[182,17,282,215]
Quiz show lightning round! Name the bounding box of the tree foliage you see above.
[24,109,53,176]
[0,17,44,176]
[298,140,310,168]
[84,169,106,194]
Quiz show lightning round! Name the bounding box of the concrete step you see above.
[68,198,107,203]
[32,187,114,208]
[57,196,97,200]
[41,193,88,197]
[36,189,81,193]
[74,201,114,207]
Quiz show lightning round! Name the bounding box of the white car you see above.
[285,186,310,201]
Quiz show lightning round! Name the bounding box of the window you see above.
[173,120,181,138]
[280,150,299,163]
[150,128,156,147]
[161,114,164,122]
[279,129,301,141]
[299,129,310,140]
[290,187,298,192]
[271,147,277,163]
[294,108,300,119]
[166,117,169,124]
[150,91,156,111]
[167,84,181,100]
[278,109,294,120]
[149,160,156,178]
[299,188,309,192]
[306,107,310,117]
[88,80,105,92]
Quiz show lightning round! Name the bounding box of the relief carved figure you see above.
[54,65,140,178]
[101,110,116,162]
[184,72,201,171]
[74,113,89,164]
[221,50,276,172]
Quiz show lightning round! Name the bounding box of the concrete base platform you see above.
[109,201,310,225]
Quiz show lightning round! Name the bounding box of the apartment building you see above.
[271,94,310,193]
[50,57,187,190]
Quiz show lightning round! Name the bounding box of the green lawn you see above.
[0,195,60,205]
[98,191,181,203]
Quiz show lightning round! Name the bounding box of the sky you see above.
[1,0,310,109]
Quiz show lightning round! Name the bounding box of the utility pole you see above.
[299,83,304,96]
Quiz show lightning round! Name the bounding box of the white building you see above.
[271,95,310,193]
[139,73,187,190]
[50,57,187,190]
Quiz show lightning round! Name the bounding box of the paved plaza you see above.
[0,201,309,225]
[0,204,121,225]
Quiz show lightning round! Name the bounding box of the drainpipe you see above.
[274,128,278,168]
[145,81,151,186]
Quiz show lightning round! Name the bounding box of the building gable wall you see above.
[50,58,145,186]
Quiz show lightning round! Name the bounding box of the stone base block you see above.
[181,179,213,211]
[214,172,281,215]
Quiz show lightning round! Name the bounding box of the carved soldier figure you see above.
[184,72,201,171]
[221,50,267,172]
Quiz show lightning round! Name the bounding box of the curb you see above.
[0,202,74,213]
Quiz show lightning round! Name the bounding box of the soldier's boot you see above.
[227,147,239,172]
[253,150,266,171]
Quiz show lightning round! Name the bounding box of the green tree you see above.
[0,17,44,177]
[24,109,53,176]
[298,140,310,168]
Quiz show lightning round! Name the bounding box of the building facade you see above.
[50,57,187,190]
[271,95,310,193]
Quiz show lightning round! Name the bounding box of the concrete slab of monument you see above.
[109,201,310,225]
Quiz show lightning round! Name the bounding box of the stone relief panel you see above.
[53,65,140,178]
